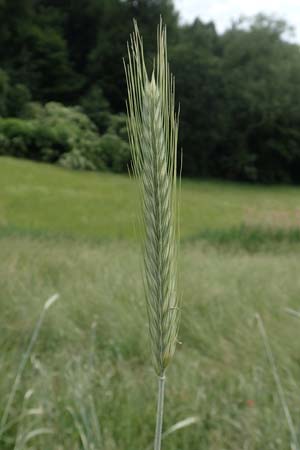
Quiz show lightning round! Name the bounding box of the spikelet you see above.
[125,20,180,376]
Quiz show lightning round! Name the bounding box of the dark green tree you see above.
[170,19,225,176]
[220,15,300,182]
[87,0,179,111]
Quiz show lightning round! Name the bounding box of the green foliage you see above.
[0,103,130,172]
[170,20,224,177]
[170,15,300,182]
[0,103,101,166]
[87,0,179,111]
[19,24,81,102]
[0,118,37,158]
[1,1,300,182]
[219,15,300,182]
[0,134,9,156]
[98,132,130,173]
[0,69,9,116]
[97,114,130,172]
[79,84,111,133]
[6,83,31,117]
[0,69,31,117]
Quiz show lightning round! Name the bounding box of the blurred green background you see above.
[1,0,300,182]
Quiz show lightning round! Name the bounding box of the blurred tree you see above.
[87,0,179,111]
[220,15,300,182]
[0,69,9,116]
[0,68,31,117]
[170,19,225,176]
[16,24,80,102]
[0,0,80,102]
[79,84,111,133]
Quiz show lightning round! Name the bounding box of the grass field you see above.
[1,156,300,449]
[2,156,300,242]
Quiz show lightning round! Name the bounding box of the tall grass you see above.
[125,19,180,450]
[1,235,300,448]
[256,314,299,450]
[0,293,59,447]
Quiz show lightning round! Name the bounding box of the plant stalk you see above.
[154,375,166,450]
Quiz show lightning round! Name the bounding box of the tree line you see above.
[1,0,300,183]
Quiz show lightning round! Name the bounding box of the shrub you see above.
[97,113,130,172]
[0,101,131,173]
[0,102,103,167]
[0,133,9,155]
[59,129,105,171]
[0,118,36,158]
[0,116,69,160]
[98,133,130,173]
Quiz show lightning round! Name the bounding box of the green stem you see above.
[154,375,166,450]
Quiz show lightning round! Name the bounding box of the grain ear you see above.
[125,19,180,450]
[125,20,179,377]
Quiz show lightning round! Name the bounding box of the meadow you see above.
[1,156,300,449]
